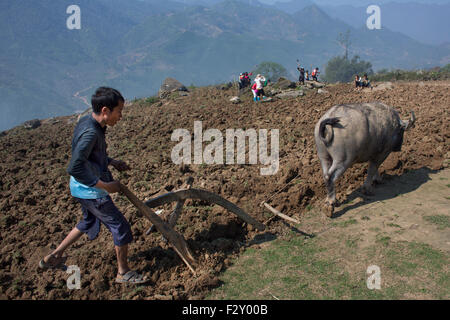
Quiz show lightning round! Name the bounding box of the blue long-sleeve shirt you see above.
[67,114,113,199]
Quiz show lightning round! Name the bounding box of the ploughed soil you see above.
[0,80,448,300]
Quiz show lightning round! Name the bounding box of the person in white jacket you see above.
[254,74,267,100]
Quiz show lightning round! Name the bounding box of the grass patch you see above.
[386,223,402,228]
[208,236,387,300]
[375,234,391,247]
[144,96,160,104]
[333,219,358,228]
[423,215,450,230]
[208,234,449,300]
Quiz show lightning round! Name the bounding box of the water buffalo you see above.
[314,102,416,217]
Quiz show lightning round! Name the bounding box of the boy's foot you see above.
[116,270,149,284]
[39,254,68,271]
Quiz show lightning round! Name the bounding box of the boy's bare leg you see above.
[115,244,130,275]
[43,227,83,262]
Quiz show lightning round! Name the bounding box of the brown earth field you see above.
[0,80,448,300]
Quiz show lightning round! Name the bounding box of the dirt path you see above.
[73,86,94,109]
[298,168,450,253]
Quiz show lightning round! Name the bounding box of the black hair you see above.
[91,87,124,114]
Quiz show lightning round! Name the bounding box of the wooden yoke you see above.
[119,183,196,275]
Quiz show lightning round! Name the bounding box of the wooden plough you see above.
[120,178,265,275]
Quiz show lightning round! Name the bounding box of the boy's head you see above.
[91,87,125,127]
[91,87,124,114]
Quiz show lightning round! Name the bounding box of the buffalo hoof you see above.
[361,186,374,196]
[323,202,334,218]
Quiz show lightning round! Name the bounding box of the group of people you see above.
[251,74,267,102]
[354,74,372,89]
[238,72,268,102]
[297,65,320,84]
[238,72,252,89]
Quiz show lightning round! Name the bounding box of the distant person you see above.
[38,87,149,284]
[255,74,267,100]
[354,75,362,89]
[362,73,372,88]
[239,72,252,89]
[244,72,252,87]
[305,70,309,81]
[239,73,245,89]
[251,82,259,102]
[297,66,305,85]
[312,67,320,81]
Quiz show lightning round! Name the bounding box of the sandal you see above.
[116,270,149,284]
[39,254,68,271]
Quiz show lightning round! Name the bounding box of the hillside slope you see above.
[0,80,448,299]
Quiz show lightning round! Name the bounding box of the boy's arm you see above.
[109,158,131,172]
[95,179,120,193]
[67,129,100,187]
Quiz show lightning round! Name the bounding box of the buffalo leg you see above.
[324,160,350,216]
[319,152,332,176]
[362,153,389,194]
[362,162,378,195]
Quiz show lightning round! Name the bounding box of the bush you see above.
[324,55,373,83]
[145,96,160,104]
[371,64,450,82]
[252,61,288,82]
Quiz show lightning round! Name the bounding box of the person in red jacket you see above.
[251,82,258,102]
[312,67,320,81]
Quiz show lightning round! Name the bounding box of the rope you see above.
[261,172,301,205]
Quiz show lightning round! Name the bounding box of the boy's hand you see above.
[110,159,130,172]
[96,180,121,194]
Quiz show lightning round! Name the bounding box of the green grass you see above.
[207,235,387,300]
[145,96,160,104]
[386,223,402,228]
[207,234,449,300]
[423,215,450,230]
[375,234,391,247]
[371,65,450,82]
[332,219,358,228]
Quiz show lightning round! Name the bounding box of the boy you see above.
[39,87,148,284]
[362,73,372,89]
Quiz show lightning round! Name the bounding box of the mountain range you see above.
[1,0,449,131]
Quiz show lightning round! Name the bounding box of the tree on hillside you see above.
[337,29,351,60]
[252,61,288,82]
[324,55,373,83]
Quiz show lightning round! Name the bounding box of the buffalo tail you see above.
[319,118,340,146]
